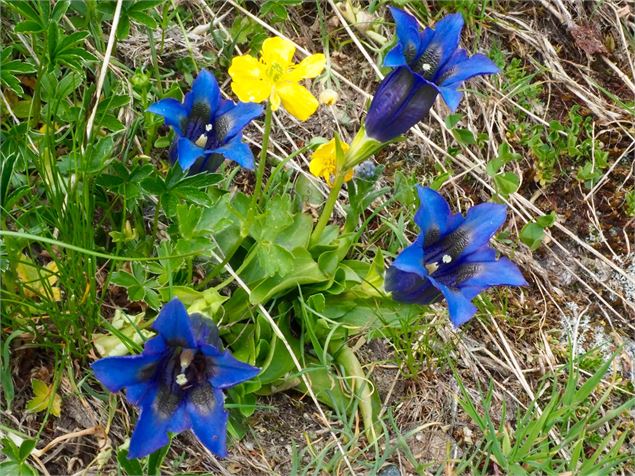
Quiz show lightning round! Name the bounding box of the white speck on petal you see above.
[176,373,188,386]
[442,254,452,264]
[422,63,432,71]
[205,123,213,132]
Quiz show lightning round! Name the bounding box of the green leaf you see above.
[50,0,70,22]
[248,248,327,304]
[444,113,463,129]
[26,379,61,416]
[14,20,44,33]
[18,440,36,462]
[116,448,144,475]
[128,10,157,28]
[254,242,295,278]
[249,194,294,241]
[535,211,557,228]
[494,172,520,197]
[176,203,203,240]
[519,223,545,251]
[110,270,140,289]
[1,436,20,460]
[452,128,476,145]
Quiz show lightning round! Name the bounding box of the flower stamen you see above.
[195,133,208,147]
[425,262,439,274]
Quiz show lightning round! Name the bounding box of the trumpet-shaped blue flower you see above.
[148,69,263,174]
[364,9,499,143]
[91,298,259,459]
[384,8,499,112]
[364,66,438,143]
[385,186,526,326]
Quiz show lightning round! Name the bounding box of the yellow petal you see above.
[229,55,271,103]
[344,169,354,182]
[282,53,326,82]
[312,139,337,161]
[276,82,319,121]
[309,154,330,179]
[270,89,281,111]
[261,37,296,69]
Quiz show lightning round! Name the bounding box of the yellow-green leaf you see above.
[26,379,61,417]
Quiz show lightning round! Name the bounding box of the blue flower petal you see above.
[439,53,500,87]
[91,354,161,393]
[187,384,228,457]
[391,236,427,278]
[128,385,190,459]
[365,67,438,142]
[188,153,226,175]
[384,44,406,68]
[458,202,507,256]
[460,245,496,263]
[147,99,187,135]
[216,101,263,142]
[424,13,464,72]
[217,98,234,116]
[428,277,477,326]
[142,335,168,355]
[459,257,527,289]
[417,27,435,57]
[385,266,441,305]
[414,186,463,246]
[388,7,422,65]
[208,136,255,170]
[151,298,197,348]
[176,137,206,171]
[437,85,463,112]
[200,345,260,389]
[189,313,222,348]
[126,382,153,406]
[183,69,220,118]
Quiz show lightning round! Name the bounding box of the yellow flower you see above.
[309,139,353,186]
[228,37,326,121]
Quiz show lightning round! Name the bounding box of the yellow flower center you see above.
[267,62,285,81]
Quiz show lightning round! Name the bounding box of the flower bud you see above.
[319,89,339,106]
[354,160,378,181]
[131,70,151,91]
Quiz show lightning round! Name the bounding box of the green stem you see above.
[252,101,273,208]
[0,230,199,262]
[152,196,161,240]
[30,62,44,128]
[311,171,346,243]
[330,342,380,444]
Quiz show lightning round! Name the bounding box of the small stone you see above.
[378,464,401,476]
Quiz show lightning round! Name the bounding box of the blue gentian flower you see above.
[148,69,263,174]
[384,8,499,112]
[364,66,438,143]
[364,9,499,143]
[91,298,260,459]
[385,186,526,326]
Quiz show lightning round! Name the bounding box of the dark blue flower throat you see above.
[148,69,263,174]
[385,186,527,326]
